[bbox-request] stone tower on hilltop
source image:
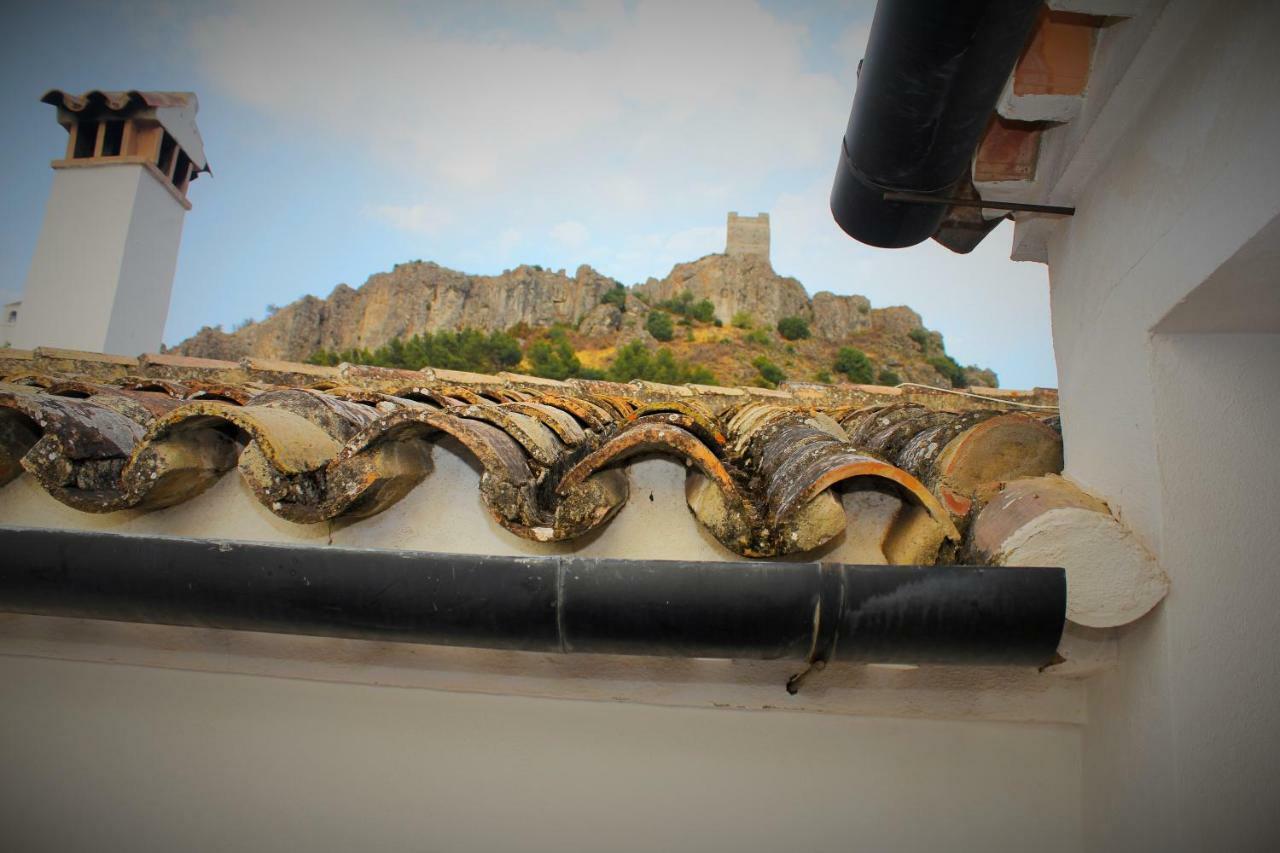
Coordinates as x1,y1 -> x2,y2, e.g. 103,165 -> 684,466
725,211 -> 769,261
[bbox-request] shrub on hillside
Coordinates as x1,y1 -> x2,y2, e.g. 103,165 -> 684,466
877,368 -> 901,386
776,316 -> 811,341
646,310 -> 675,341
927,354 -> 967,388
753,356 -> 786,388
657,290 -> 717,324
608,341 -> 716,385
731,311 -> 754,329
306,328 -> 522,374
527,338 -> 580,380
834,346 -> 874,384
600,284 -> 627,310
690,299 -> 716,323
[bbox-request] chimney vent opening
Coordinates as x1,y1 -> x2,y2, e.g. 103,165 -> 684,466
101,121 -> 124,157
157,131 -> 177,176
73,121 -> 99,158
173,150 -> 191,191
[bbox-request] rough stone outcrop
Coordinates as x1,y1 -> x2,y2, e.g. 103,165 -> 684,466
632,254 -> 811,329
812,292 -> 872,339
578,303 -> 622,337
870,305 -> 926,336
964,367 -> 1000,388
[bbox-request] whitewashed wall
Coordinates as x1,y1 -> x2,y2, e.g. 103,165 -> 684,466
1045,1 -> 1280,848
0,655 -> 1082,853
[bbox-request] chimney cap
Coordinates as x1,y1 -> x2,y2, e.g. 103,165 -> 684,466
41,89 -> 209,174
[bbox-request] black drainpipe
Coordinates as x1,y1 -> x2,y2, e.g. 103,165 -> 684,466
0,527 -> 1064,682
830,0 -> 1042,248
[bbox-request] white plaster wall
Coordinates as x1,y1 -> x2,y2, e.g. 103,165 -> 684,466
0,655 -> 1082,853
1143,334 -> 1280,845
1047,0 -> 1280,541
13,164 -> 184,355
105,165 -> 185,355
1076,335 -> 1280,851
1042,1 -> 1280,848
14,167 -> 136,352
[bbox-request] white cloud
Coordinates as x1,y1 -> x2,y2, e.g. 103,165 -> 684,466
550,220 -> 590,249
190,0 -> 849,202
367,203 -> 454,236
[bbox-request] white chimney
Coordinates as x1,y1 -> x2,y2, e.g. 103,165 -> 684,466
13,89 -> 209,355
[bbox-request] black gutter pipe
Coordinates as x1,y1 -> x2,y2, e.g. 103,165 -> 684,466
0,527 -> 1064,669
831,0 -> 1042,248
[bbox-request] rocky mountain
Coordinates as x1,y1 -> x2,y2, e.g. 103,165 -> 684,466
174,253 -> 998,388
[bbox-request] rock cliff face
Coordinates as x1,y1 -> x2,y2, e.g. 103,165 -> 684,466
812,292 -> 872,339
633,255 -> 810,325
175,253 -> 935,364
177,263 -> 617,361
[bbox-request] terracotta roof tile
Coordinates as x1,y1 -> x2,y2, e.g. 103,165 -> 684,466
33,347 -> 136,367
743,386 -> 793,400
687,383 -> 745,397
140,352 -> 240,372
498,372 -> 570,388
629,379 -> 693,398
240,356 -> 340,379
431,367 -> 500,386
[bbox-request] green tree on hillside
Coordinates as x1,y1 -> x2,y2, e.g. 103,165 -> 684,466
753,356 -> 786,388
928,354 -> 967,388
834,346 -> 874,383
306,328 -> 521,373
646,310 -> 675,341
607,341 -> 716,385
600,284 -> 627,310
776,316 -> 811,341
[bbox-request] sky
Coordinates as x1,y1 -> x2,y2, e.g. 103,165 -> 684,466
0,0 -> 1057,388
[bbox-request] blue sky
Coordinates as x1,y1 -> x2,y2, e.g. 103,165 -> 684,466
0,0 -> 1057,388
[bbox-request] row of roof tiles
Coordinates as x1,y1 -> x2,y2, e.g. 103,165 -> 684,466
0,347 -> 1058,412
0,349 -> 1063,563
